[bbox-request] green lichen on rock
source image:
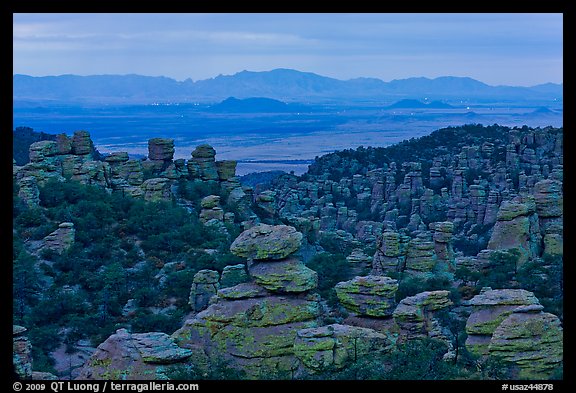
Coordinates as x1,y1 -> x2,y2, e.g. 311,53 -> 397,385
230,224 -> 303,260
249,258 -> 318,293
335,275 -> 398,317
489,311 -> 563,379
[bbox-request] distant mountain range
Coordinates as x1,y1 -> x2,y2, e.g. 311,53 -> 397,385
13,68 -> 563,105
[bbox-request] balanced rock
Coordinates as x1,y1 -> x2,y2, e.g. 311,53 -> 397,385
77,329 -> 192,380
230,224 -> 303,260
335,275 -> 398,317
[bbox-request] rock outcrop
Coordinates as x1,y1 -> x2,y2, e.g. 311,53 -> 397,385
189,270 -> 220,313
13,326 -> 33,379
41,222 -> 75,254
335,275 -> 398,317
172,224 -> 320,378
293,324 -> 393,373
77,329 -> 193,380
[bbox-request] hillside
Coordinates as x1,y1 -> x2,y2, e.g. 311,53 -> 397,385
12,124 -> 563,380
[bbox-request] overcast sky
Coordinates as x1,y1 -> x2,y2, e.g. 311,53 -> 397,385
13,13 -> 563,86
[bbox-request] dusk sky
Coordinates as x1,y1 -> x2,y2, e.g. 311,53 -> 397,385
13,13 -> 563,87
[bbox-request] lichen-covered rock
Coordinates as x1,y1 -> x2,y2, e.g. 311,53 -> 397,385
487,200 -> 540,265
464,288 -> 541,356
249,258 -> 317,293
55,133 -> 72,154
488,311 -> 563,379
220,264 -> 250,288
200,195 -> 220,209
13,325 -> 33,380
148,138 -> 175,161
533,179 -> 563,218
230,224 -> 303,260
543,233 -> 563,257
41,222 -> 75,254
77,329 -> 192,380
217,282 -> 269,300
404,235 -> 436,274
294,324 -> 393,372
172,294 -> 320,378
335,275 -> 398,317
141,178 -> 171,202
189,270 -> 220,312
393,291 -> 453,339
29,140 -> 58,162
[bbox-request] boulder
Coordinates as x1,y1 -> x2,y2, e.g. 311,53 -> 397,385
77,329 -> 192,380
230,224 -> 303,260
335,275 -> 398,317
249,258 -> 317,293
29,140 -> 58,163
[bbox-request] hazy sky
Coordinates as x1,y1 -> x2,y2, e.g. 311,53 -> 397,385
13,13 -> 563,86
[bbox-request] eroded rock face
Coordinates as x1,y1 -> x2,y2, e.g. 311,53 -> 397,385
294,324 -> 393,372
487,199 -> 541,265
230,224 -> 303,261
77,329 -> 192,380
533,179 -> 563,218
335,275 -> 398,317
